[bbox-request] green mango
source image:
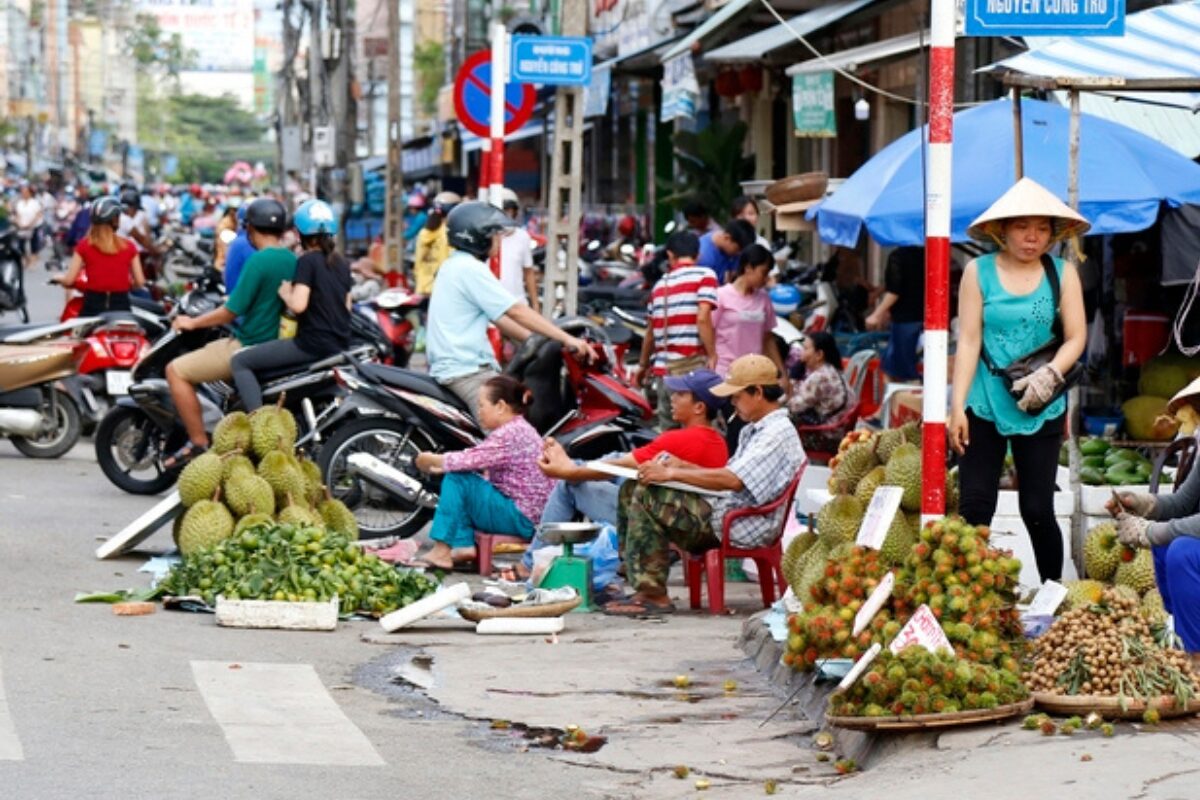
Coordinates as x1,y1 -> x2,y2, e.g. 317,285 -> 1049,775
1080,466 -> 1107,485
1105,448 -> 1141,466
1105,463 -> 1142,485
1079,438 -> 1111,456
1082,455 -> 1108,470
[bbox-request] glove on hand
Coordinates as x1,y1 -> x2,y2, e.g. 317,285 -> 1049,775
1011,364 -> 1065,413
1106,491 -> 1156,519
1114,513 -> 1171,549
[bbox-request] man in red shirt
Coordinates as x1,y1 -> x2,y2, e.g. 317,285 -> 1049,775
509,369 -> 728,579
636,231 -> 719,430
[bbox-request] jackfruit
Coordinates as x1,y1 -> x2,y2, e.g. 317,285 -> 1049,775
224,472 -> 276,517
854,466 -> 887,506
817,494 -> 864,546
1082,523 -> 1122,581
178,451 -> 224,507
1122,396 -> 1178,441
249,405 -> 298,459
319,493 -> 359,538
257,450 -> 307,507
1114,548 -> 1156,595
177,499 -> 235,557
830,442 -> 877,493
882,442 -> 923,512
211,411 -> 252,455
1138,360 -> 1191,400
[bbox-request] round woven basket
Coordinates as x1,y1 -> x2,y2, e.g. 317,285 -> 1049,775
457,597 -> 582,621
826,698 -> 1034,732
764,172 -> 828,206
1032,692 -> 1200,720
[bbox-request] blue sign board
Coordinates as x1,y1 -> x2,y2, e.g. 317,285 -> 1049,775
511,35 -> 593,86
965,0 -> 1125,36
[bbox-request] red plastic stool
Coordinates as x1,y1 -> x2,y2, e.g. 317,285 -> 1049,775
475,531 -> 529,576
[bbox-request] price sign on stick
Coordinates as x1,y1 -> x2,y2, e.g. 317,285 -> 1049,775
856,487 -> 904,549
1027,580 -> 1068,617
889,605 -> 953,655
852,572 -> 895,637
837,643 -> 883,691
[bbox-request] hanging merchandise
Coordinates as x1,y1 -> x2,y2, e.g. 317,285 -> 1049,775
739,65 -> 763,94
661,53 -> 699,122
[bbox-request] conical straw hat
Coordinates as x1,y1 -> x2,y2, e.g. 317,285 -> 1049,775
1168,376 -> 1200,414
967,177 -> 1091,244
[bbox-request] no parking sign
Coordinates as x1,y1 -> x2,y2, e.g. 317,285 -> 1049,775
453,50 -> 537,139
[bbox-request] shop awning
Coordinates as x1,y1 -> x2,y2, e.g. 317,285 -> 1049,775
981,1 -> 1200,112
1062,92 -> 1200,160
786,29 -> 925,76
660,0 -> 757,63
705,0 -> 876,64
595,34 -> 686,73
462,122 -> 545,153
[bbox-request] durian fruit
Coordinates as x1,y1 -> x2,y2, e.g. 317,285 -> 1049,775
224,472 -> 276,518
298,457 -> 325,506
882,442 -> 923,513
171,512 -> 184,549
829,442 -> 878,493
874,428 -> 907,465
178,451 -> 224,507
249,404 -> 298,459
318,490 -> 359,538
1082,523 -> 1122,581
1110,584 -> 1141,604
258,450 -> 307,507
816,493 -> 865,547
899,420 -> 921,444
1063,579 -> 1106,610
233,512 -> 275,537
1114,548 -> 1157,595
278,498 -> 322,528
211,411 -> 252,455
879,513 -> 916,566
222,453 -> 256,482
177,498 -> 235,557
783,531 -> 818,583
793,542 -> 831,601
945,468 -> 960,514
854,466 -> 887,506
1141,588 -> 1168,625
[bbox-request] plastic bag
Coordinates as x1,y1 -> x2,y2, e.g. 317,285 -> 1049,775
528,524 -> 621,593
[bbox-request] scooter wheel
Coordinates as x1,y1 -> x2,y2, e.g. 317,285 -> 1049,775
94,406 -> 179,494
11,389 -> 81,459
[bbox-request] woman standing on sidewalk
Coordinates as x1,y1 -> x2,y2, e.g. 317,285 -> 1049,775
949,178 -> 1089,583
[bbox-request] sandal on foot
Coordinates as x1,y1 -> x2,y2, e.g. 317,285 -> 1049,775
602,598 -> 676,617
162,442 -> 207,471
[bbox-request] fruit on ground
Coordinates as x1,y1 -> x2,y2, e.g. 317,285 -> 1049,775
258,450 -> 307,506
1114,548 -> 1157,595
1063,579 -> 1106,610
278,500 -> 322,528
1141,588 -> 1167,625
249,405 -> 298,458
816,494 -> 864,546
298,458 -> 325,506
883,442 -> 923,512
221,453 -> 256,482
1083,523 -> 1122,581
782,532 -> 817,588
177,499 -> 235,557
233,512 -> 274,537
211,411 -> 252,455
318,494 -> 359,538
178,451 -> 224,507
224,472 -> 276,517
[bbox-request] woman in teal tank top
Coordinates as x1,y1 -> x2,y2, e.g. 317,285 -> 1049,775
949,179 -> 1089,583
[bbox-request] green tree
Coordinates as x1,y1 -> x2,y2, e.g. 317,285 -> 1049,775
153,94 -> 272,183
413,41 -> 445,117
657,121 -> 754,220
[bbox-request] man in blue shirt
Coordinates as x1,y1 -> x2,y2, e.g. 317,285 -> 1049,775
428,202 -> 591,420
222,205 -> 256,294
697,219 -> 756,284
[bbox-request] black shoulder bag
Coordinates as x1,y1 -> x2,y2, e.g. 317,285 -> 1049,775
979,254 -> 1084,414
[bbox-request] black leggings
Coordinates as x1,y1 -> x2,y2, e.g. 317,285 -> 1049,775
958,410 -> 1065,582
230,338 -> 314,411
80,291 -> 131,316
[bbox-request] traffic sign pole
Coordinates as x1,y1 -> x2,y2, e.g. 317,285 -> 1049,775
488,23 -> 507,277
921,0 -> 954,523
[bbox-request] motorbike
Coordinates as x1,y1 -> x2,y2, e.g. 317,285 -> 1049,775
315,317 -> 655,539
93,279 -> 391,495
161,229 -> 214,284
353,287 -> 426,368
0,220 -> 28,322
0,337 -> 89,458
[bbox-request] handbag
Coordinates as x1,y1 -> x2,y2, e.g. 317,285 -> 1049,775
979,254 -> 1083,414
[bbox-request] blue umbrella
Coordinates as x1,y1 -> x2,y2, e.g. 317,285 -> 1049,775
809,97 -> 1200,247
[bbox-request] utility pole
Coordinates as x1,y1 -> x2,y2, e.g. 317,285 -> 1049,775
309,0 -> 325,197
384,0 -> 405,274
329,0 -> 355,251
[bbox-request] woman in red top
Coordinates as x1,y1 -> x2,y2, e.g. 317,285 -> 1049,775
53,197 -> 145,315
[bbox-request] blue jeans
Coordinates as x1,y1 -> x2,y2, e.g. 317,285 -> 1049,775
882,320 -> 923,381
523,459 -> 624,569
1153,537 -> 1200,652
429,472 -> 534,550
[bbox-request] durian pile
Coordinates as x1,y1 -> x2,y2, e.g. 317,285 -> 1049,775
1025,587 -> 1198,706
828,645 -> 1028,718
173,404 -> 358,557
1063,522 -> 1166,624
159,522 -> 437,616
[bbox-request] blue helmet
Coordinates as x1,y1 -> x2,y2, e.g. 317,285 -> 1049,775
769,284 -> 801,315
293,199 -> 338,236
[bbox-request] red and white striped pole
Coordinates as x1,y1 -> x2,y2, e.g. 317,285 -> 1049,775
921,0 -> 955,522
487,23 -> 508,278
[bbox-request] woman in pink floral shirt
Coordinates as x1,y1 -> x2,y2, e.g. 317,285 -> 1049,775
409,375 -> 553,570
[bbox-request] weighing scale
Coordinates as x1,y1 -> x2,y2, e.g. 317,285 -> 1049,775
535,522 -> 602,612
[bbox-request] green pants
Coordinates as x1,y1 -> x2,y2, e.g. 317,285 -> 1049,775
618,481 -> 718,595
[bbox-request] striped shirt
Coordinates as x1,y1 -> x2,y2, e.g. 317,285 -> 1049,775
648,261 -> 718,376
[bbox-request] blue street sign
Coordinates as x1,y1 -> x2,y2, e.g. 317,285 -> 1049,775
964,0 -> 1125,36
511,35 -> 593,86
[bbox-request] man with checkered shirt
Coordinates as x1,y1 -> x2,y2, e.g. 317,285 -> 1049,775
605,355 -> 806,616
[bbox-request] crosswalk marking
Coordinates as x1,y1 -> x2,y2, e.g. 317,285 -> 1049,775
191,661 -> 384,766
0,659 -> 24,761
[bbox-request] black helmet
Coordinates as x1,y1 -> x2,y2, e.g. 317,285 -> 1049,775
446,201 -> 516,259
119,188 -> 140,209
244,198 -> 288,234
91,197 -> 122,225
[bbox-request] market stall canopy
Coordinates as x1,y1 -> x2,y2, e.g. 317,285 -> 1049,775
785,29 -> 928,75
660,0 -> 757,62
704,0 -> 876,63
807,97 -> 1200,247
981,1 -> 1200,112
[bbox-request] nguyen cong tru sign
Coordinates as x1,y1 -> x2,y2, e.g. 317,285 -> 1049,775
964,0 -> 1125,36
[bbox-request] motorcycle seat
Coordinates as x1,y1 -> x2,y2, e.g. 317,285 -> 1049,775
358,362 -> 472,414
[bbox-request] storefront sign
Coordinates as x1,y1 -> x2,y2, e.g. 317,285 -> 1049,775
792,72 -> 836,138
585,66 -> 612,118
964,0 -> 1126,36
661,53 -> 698,122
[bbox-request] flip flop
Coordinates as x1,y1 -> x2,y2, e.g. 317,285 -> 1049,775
602,599 -> 676,617
401,556 -> 479,574
162,442 -> 207,471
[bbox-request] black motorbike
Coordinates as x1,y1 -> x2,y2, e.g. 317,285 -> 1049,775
93,277 -> 391,495
0,220 -> 28,322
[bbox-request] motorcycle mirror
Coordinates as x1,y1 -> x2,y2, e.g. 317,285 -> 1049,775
218,229 -> 237,245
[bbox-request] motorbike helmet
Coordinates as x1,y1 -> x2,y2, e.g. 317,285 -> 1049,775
119,188 -> 141,210
406,193 -> 426,209
769,284 -> 801,316
617,214 -> 637,238
91,197 -> 122,225
293,199 -> 339,236
243,197 -> 288,234
446,201 -> 517,260
432,191 -> 462,216
499,188 -> 520,212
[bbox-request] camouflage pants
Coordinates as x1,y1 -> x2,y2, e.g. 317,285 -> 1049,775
618,481 -> 718,594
